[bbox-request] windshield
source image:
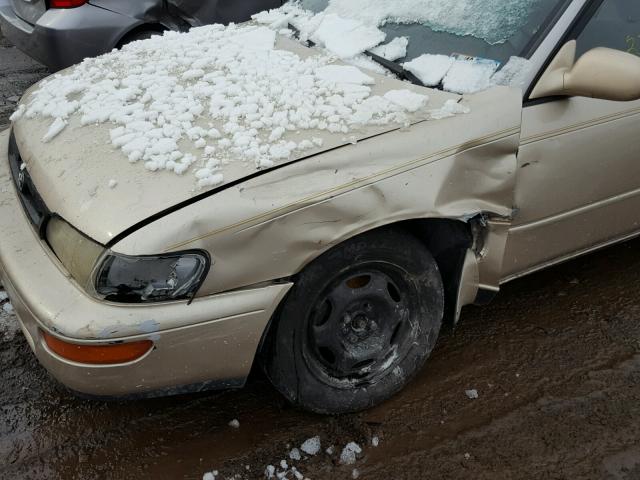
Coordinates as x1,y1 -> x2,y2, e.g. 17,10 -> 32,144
293,0 -> 569,65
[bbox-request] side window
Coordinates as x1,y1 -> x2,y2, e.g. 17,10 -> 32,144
576,0 -> 640,57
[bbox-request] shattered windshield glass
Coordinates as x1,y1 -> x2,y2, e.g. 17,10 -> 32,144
294,0 -> 569,65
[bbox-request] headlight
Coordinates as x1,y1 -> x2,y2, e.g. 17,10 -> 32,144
94,251 -> 210,303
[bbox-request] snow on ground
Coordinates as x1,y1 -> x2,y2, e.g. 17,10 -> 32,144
339,442 -> 363,465
300,436 -> 321,456
12,21 -> 442,189
203,435 -> 377,479
466,389 -> 479,399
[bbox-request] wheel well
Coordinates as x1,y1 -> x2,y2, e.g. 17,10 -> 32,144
256,217 -> 476,372
395,219 -> 475,324
116,24 -> 167,49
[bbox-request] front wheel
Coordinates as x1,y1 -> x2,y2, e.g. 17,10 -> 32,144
263,228 -> 445,414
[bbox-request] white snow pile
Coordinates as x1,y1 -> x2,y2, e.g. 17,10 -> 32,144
228,419 -> 240,429
13,22 -> 438,189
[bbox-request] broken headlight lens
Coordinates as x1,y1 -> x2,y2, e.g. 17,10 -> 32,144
94,251 -> 209,303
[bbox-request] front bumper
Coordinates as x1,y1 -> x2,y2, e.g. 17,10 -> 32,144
0,0 -> 140,71
0,128 -> 292,397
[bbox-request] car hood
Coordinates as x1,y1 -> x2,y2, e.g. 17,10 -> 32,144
12,37 -> 466,246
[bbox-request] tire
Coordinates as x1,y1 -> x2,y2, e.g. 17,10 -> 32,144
263,228 -> 445,414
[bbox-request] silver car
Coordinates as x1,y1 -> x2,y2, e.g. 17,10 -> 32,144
0,0 -> 283,71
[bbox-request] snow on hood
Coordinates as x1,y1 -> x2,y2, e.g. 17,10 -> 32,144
10,22 -> 445,191
11,20 -> 472,244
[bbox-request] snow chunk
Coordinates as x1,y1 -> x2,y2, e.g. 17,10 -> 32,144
2,302 -> 14,315
42,117 -> 67,143
228,419 -> 240,428
183,69 -> 205,80
300,436 -> 321,456
9,104 -> 25,122
311,14 -> 386,59
443,59 -> 499,94
108,179 -> 118,189
370,37 -> 409,61
430,99 -> 471,120
289,448 -> 302,461
340,442 -> 362,465
202,471 -> 217,480
465,389 -> 479,399
0,291 -> 7,302
345,55 -> 389,75
352,469 -> 361,479
491,56 -> 533,89
230,26 -> 277,50
384,90 -> 429,113
372,436 -> 380,447
315,65 -> 375,85
403,54 -> 455,87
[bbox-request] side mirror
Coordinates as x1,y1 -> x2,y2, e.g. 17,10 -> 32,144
530,40 -> 640,101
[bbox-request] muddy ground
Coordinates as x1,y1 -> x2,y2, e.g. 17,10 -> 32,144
0,32 -> 47,128
3,30 -> 640,480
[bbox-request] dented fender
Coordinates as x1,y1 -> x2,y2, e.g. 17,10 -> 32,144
114,87 -> 522,318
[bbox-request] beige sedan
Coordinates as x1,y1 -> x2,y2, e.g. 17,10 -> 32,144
1,0 -> 640,413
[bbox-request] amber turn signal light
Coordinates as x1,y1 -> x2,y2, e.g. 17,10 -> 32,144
43,332 -> 153,365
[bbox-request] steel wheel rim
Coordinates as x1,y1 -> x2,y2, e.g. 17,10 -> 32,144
303,261 -> 420,388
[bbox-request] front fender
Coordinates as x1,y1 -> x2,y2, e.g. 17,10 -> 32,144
113,87 -> 522,301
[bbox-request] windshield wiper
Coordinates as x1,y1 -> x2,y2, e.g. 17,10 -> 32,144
362,51 -> 424,87
288,23 -> 425,87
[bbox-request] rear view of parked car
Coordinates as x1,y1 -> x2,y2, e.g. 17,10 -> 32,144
0,0 -> 283,71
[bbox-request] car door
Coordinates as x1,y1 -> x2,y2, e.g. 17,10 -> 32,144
501,0 -> 640,280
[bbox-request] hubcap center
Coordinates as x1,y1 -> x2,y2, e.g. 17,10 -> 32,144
352,314 -> 369,332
